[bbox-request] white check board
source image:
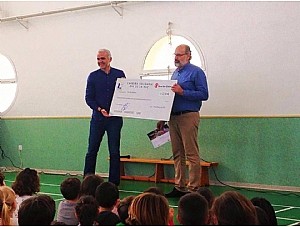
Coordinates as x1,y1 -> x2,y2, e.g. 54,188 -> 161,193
110,79 -> 176,121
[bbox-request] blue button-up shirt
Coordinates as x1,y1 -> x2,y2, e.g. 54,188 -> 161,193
85,67 -> 126,119
171,63 -> 209,112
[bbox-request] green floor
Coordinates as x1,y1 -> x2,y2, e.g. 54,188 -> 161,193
4,171 -> 300,226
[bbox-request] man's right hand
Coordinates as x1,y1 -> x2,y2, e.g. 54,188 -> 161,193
101,109 -> 110,117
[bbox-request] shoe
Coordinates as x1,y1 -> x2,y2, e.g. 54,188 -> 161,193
165,187 -> 189,198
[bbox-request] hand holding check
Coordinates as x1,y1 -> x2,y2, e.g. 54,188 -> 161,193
171,83 -> 183,95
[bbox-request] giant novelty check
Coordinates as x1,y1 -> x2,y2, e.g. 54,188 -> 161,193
110,79 -> 176,121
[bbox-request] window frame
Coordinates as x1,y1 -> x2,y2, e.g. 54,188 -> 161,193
0,53 -> 18,115
140,34 -> 206,80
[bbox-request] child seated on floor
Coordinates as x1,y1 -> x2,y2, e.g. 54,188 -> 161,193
117,195 -> 135,225
177,192 -> 209,226
211,191 -> 258,225
18,194 -> 56,226
197,187 -> 215,225
95,182 -> 120,225
11,168 -> 40,225
251,196 -> 278,225
126,192 -> 170,225
143,186 -> 174,225
75,195 -> 99,226
0,186 -> 17,226
56,177 -> 81,225
79,174 -> 104,197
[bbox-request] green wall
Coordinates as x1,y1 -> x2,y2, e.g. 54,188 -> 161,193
0,117 -> 299,188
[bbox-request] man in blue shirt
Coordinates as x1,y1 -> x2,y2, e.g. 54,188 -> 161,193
84,49 -> 125,186
158,44 -> 209,197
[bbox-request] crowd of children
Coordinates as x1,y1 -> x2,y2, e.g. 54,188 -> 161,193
0,169 -> 278,225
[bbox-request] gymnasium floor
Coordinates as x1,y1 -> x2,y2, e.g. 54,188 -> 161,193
4,171 -> 300,226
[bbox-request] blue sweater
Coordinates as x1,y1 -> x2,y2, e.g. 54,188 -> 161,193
171,63 -> 209,112
85,67 -> 126,119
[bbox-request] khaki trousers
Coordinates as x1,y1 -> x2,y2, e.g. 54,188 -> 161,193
169,112 -> 201,191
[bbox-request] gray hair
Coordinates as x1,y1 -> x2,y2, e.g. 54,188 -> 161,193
98,49 -> 111,58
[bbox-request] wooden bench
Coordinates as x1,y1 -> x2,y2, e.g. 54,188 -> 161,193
119,158 -> 218,186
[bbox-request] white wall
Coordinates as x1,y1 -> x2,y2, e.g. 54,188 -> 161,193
1,1 -> 300,117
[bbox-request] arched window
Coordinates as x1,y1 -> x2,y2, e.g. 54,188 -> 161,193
141,35 -> 206,80
0,53 -> 17,115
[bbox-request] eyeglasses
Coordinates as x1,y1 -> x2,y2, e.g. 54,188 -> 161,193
97,57 -> 107,60
174,53 -> 187,57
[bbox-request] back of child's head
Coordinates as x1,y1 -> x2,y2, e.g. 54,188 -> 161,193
60,177 -> 81,200
80,174 -> 104,197
96,210 -> 120,226
212,191 -> 258,225
75,195 -> 98,226
117,195 -> 135,224
255,205 -> 270,225
11,168 -> 40,196
127,192 -> 169,225
18,194 -> 55,226
143,186 -> 164,196
0,171 -> 5,186
178,192 -> 209,225
197,187 -> 215,208
251,197 -> 277,225
95,182 -> 119,209
0,186 -> 16,225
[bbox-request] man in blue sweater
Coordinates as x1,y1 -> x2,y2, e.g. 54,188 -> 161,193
158,44 -> 209,197
84,49 -> 125,186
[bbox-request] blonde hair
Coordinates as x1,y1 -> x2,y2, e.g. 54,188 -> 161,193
0,186 -> 16,225
127,192 -> 169,225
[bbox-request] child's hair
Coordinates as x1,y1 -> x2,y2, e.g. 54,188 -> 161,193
18,194 -> 55,226
117,195 -> 135,224
197,187 -> 215,208
212,191 -> 258,225
11,168 -> 40,196
0,186 -> 16,225
0,172 -> 5,186
178,192 -> 209,225
143,186 -> 164,196
60,177 -> 81,200
80,174 -> 104,197
75,195 -> 98,226
95,182 -> 119,209
127,192 -> 169,225
251,197 -> 277,225
255,205 -> 270,225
